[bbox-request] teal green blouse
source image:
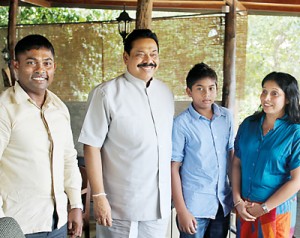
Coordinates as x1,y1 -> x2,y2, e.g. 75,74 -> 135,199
235,114 -> 300,202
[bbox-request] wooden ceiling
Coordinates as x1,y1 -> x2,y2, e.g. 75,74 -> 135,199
1,0 -> 300,15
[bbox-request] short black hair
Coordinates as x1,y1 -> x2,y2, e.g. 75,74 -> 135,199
15,34 -> 55,60
124,29 -> 159,55
186,62 -> 217,89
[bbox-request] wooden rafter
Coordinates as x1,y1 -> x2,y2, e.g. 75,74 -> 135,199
241,0 -> 300,4
47,0 -> 226,11
226,0 -> 247,11
0,0 -> 299,14
240,1 -> 300,13
20,0 -> 51,7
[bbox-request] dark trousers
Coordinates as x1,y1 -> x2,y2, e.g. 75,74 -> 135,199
25,210 -> 67,238
178,204 -> 230,238
25,224 -> 67,238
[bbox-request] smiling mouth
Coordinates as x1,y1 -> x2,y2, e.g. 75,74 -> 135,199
263,103 -> 272,107
32,77 -> 47,81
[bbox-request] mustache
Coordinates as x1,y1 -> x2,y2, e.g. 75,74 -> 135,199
32,72 -> 47,78
137,63 -> 157,68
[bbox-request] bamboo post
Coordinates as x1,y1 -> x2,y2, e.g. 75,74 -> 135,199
8,0 -> 18,86
136,0 -> 153,29
222,0 -> 236,111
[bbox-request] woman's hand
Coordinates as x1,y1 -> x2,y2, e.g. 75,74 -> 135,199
235,200 -> 256,221
246,202 -> 265,218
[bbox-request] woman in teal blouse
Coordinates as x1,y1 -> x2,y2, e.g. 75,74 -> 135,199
232,71 -> 300,238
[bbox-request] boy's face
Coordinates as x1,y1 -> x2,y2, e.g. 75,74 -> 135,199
186,77 -> 217,112
13,47 -> 56,97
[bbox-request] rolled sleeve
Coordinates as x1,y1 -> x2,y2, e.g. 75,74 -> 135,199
171,119 -> 185,163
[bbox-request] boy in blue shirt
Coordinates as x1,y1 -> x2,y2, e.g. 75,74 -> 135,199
171,62 -> 234,238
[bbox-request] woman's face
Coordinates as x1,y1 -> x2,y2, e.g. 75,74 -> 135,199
260,80 -> 288,118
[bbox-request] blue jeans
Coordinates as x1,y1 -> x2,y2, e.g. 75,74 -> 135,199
25,211 -> 67,238
25,224 -> 67,238
177,204 -> 230,238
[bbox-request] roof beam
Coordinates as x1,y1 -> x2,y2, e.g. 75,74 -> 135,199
154,1 -> 225,10
240,1 -> 300,13
241,0 -> 300,4
47,0 -> 226,11
226,0 -> 247,14
0,0 -> 299,14
21,0 -> 51,7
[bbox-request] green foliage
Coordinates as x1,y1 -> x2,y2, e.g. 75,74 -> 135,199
0,6 -> 120,25
239,15 -> 300,123
0,7 -> 9,26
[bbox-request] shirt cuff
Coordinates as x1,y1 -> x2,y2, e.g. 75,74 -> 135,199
70,203 -> 83,210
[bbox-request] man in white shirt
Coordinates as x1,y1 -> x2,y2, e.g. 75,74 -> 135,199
79,29 -> 174,238
0,35 -> 82,238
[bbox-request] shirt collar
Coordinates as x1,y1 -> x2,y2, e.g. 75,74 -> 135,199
124,71 -> 152,89
260,113 -> 288,130
14,81 -> 31,103
188,102 -> 223,120
14,81 -> 55,108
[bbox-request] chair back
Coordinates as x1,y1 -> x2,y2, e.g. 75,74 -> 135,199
79,166 -> 91,238
0,217 -> 25,238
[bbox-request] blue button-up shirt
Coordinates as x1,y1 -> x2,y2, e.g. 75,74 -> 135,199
235,114 -> 300,202
172,103 -> 234,218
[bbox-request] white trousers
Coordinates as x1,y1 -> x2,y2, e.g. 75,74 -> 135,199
96,217 -> 170,238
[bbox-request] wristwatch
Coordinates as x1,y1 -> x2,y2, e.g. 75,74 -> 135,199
261,203 -> 269,214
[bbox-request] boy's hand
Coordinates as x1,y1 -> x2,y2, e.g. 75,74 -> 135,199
177,210 -> 197,235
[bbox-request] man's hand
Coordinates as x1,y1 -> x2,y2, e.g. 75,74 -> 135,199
93,195 -> 112,227
68,208 -> 83,238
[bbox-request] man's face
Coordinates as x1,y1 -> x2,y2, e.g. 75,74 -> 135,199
13,47 -> 56,97
123,38 -> 159,82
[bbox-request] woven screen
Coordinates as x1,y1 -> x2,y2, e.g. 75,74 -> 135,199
0,15 -> 247,101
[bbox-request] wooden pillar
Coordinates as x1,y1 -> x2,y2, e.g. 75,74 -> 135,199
136,0 -> 153,29
8,0 -> 18,86
222,1 -> 236,111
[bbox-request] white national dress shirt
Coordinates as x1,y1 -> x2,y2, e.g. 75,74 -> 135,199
79,71 -> 174,221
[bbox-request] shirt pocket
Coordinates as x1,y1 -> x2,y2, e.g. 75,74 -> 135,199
111,115 -> 144,147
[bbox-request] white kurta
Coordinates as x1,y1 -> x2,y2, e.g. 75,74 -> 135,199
79,71 -> 174,221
